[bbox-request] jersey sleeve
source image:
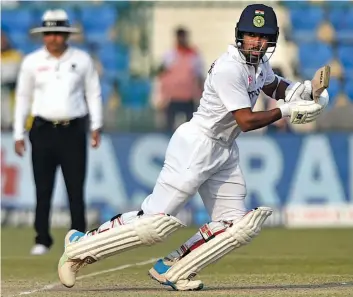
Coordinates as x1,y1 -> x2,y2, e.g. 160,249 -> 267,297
212,65 -> 251,112
13,55 -> 34,140
84,54 -> 103,131
264,61 -> 276,86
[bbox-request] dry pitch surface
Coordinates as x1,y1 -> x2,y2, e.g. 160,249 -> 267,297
2,227 -> 353,297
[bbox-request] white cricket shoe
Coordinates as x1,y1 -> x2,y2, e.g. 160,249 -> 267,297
30,244 -> 49,255
149,259 -> 204,291
58,230 -> 91,288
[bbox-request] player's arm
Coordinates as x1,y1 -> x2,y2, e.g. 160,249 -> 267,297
261,65 -> 312,102
262,76 -> 291,100
232,108 -> 282,132
232,86 -> 323,131
213,66 -> 283,132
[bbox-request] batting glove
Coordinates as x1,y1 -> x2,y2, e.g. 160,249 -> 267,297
285,82 -> 313,103
279,100 -> 324,124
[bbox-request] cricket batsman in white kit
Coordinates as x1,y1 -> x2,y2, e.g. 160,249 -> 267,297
58,4 -> 329,291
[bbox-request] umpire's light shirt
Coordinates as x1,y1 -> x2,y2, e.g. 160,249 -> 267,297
14,46 -> 102,140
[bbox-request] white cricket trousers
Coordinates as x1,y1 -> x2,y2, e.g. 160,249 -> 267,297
141,121 -> 247,222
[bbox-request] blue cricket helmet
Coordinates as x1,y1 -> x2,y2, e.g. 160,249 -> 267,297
235,4 -> 279,43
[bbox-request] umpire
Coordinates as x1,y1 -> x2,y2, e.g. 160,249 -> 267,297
13,9 -> 103,255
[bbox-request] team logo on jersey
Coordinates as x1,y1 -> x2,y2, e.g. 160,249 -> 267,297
248,87 -> 262,100
248,75 -> 253,84
253,15 -> 265,27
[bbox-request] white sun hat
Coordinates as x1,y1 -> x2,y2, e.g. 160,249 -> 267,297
30,9 -> 80,34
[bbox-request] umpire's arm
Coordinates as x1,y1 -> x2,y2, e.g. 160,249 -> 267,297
13,56 -> 34,156
84,56 -> 103,147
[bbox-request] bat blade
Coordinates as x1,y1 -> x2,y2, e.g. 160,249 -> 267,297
311,65 -> 331,103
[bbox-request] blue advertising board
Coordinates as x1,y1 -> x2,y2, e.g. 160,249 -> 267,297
1,132 -> 352,226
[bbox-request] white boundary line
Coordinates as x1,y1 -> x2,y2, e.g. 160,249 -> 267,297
17,258 -> 157,296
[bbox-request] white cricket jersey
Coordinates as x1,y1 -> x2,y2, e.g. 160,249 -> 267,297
13,46 -> 103,140
191,45 -> 275,144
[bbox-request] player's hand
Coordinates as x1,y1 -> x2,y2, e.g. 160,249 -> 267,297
279,100 -> 324,124
284,81 -> 313,103
91,130 -> 101,148
14,140 -> 26,157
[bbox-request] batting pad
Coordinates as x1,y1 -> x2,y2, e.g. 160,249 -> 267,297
65,214 -> 185,261
164,207 -> 272,282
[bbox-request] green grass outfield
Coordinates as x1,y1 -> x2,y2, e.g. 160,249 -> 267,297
2,227 -> 353,297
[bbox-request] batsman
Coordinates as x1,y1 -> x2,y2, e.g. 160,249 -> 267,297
58,3 -> 329,291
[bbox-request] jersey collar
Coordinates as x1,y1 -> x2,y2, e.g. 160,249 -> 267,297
43,45 -> 73,61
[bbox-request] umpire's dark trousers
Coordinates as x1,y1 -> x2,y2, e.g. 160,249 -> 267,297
29,116 -> 87,248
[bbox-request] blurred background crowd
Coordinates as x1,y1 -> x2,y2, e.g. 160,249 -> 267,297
1,0 -> 353,134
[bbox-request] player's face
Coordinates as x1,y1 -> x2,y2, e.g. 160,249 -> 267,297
43,32 -> 69,53
241,32 -> 270,64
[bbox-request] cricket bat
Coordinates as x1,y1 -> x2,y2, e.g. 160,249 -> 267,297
311,65 -> 331,103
